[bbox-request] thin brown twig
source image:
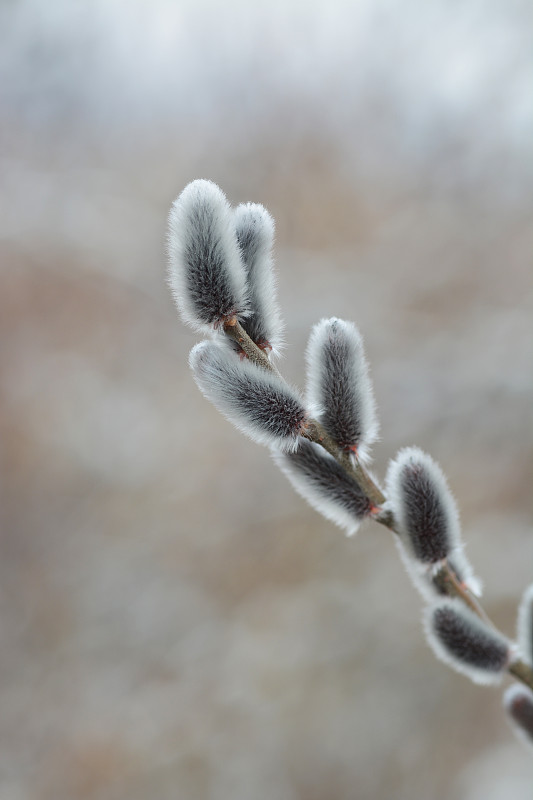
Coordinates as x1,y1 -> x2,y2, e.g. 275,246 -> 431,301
223,317 -> 282,377
432,563 -> 489,620
509,659 -> 533,691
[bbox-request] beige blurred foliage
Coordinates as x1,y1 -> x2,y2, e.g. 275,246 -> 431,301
1,1 -> 532,798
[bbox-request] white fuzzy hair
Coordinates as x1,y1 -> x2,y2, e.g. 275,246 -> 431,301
273,439 -> 374,537
385,447 -> 461,564
305,318 -> 378,462
517,583 -> 533,666
167,179 -> 249,331
423,599 -> 510,686
233,202 -> 284,356
189,340 -> 305,452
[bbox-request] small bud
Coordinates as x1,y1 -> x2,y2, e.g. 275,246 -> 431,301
503,684 -> 533,747
517,583 -> 533,666
305,318 -> 378,460
233,203 -> 284,356
189,340 -> 306,452
273,438 -> 373,536
424,600 -> 509,685
168,179 -> 248,331
386,448 -> 460,564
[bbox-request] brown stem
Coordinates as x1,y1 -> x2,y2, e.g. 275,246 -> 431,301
221,317 -> 533,692
431,563 -> 490,620
509,659 -> 533,692
222,317 -> 274,371
350,452 -> 387,508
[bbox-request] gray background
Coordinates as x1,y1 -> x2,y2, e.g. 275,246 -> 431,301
1,1 -> 532,797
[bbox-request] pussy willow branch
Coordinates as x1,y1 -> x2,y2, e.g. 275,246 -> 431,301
223,317 -> 533,692
224,319 -> 385,507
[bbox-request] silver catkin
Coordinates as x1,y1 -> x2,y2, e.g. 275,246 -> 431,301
306,318 -> 378,461
168,179 -> 249,331
424,600 -> 509,685
190,340 -> 306,452
386,447 -> 460,565
233,202 -> 284,356
273,438 -> 374,536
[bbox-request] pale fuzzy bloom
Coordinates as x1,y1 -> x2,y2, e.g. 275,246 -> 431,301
189,340 -> 306,452
517,583 -> 533,666
305,318 -> 378,461
503,684 -> 533,748
393,535 -> 482,602
424,600 -> 510,685
233,203 -> 284,356
273,438 -> 374,536
386,447 -> 460,564
168,179 -> 249,331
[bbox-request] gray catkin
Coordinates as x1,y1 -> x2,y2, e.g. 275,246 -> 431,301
306,318 -> 378,461
168,180 -> 249,331
190,340 -> 306,452
233,202 -> 284,355
386,447 -> 460,564
274,438 -> 373,536
425,600 -> 509,685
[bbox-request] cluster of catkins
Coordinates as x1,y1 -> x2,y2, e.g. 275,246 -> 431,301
167,179 -> 533,748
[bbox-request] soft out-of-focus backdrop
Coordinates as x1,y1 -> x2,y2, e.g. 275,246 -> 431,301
1,1 -> 532,798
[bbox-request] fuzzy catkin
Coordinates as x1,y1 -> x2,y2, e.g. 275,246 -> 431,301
274,438 -> 374,536
425,600 -> 509,685
168,179 -> 249,331
386,448 -> 460,564
190,340 -> 306,452
233,203 -> 284,355
306,318 -> 378,460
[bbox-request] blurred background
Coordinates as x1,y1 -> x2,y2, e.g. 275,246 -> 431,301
1,0 -> 532,797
